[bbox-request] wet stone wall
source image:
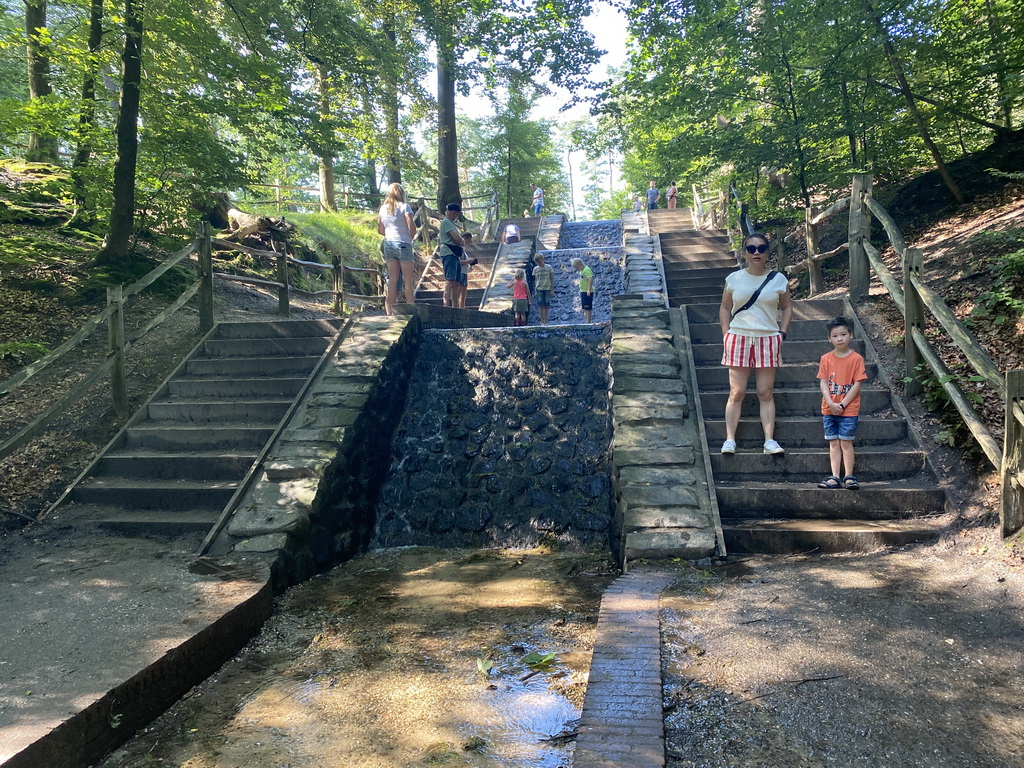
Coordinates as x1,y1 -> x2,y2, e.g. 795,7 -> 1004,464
372,326 -> 614,550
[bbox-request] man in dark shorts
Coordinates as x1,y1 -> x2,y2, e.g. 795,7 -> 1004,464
440,203 -> 466,308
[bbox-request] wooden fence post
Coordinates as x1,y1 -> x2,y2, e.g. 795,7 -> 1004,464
774,225 -> 788,272
692,185 -> 703,229
274,179 -> 282,213
849,173 -> 873,301
1003,370 -> 1024,537
739,202 -> 750,236
903,247 -> 926,397
805,207 -> 823,295
332,253 -> 344,316
277,251 -> 290,317
107,284 -> 128,419
198,222 -> 214,333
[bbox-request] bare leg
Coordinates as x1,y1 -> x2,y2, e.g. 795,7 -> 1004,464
840,441 -> 856,477
401,261 -> 416,306
385,259 -> 400,315
443,280 -> 455,307
829,439 -> 842,478
725,366 -> 751,442
753,366 -> 778,441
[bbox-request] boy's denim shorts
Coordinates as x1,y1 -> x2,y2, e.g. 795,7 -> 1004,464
823,414 -> 859,441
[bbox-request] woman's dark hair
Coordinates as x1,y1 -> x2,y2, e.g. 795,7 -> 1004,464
742,231 -> 769,248
826,316 -> 852,335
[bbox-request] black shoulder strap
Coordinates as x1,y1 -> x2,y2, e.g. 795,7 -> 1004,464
732,270 -> 779,317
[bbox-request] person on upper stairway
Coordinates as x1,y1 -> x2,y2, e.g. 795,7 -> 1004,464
439,203 -> 466,308
530,184 -> 544,217
816,316 -> 868,490
719,231 -> 792,456
646,180 -> 661,210
666,181 -> 678,209
377,183 -> 417,315
501,223 -> 521,244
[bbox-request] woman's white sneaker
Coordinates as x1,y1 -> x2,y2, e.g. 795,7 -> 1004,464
763,439 -> 785,455
720,439 -> 737,455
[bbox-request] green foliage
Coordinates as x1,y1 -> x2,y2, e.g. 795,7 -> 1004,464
902,363 -> 987,458
0,341 -> 49,365
967,228 -> 1024,323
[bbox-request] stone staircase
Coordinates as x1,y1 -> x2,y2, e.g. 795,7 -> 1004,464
52,319 -> 342,533
653,218 -> 951,553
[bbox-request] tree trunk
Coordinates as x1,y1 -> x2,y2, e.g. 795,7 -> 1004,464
383,25 -> 402,185
364,152 -> 380,209
97,0 -> 143,264
985,0 -> 1013,130
315,64 -> 336,212
864,0 -> 965,204
436,48 -> 461,208
24,0 -> 59,163
840,80 -> 857,167
71,0 -> 104,214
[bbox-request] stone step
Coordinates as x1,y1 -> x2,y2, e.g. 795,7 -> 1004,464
213,319 -> 342,339
700,387 -> 891,416
722,518 -> 947,554
185,355 -> 321,377
710,448 -> 926,482
695,362 -> 880,390
689,319 -> 836,343
703,417 -> 907,446
59,504 -> 221,535
70,477 -> 238,509
147,399 -> 292,424
669,292 -> 723,307
716,481 -> 947,518
96,451 -> 258,480
687,299 -> 847,324
693,338 -> 867,365
202,336 -> 333,359
125,424 -> 276,451
623,528 -> 717,560
166,376 -> 307,399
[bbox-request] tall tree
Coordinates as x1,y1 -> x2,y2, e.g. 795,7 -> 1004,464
24,0 -> 58,162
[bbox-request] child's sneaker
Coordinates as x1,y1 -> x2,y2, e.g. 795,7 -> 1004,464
720,439 -> 737,455
763,439 -> 785,455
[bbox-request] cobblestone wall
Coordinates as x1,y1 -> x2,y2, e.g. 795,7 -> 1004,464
373,326 -> 614,550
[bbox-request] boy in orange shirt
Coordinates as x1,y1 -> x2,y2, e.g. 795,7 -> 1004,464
817,316 -> 868,489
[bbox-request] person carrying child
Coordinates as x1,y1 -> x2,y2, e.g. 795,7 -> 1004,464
507,268 -> 530,327
532,253 -> 554,325
816,316 -> 868,490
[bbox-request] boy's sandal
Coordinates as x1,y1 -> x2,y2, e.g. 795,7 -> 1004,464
818,476 -> 842,489
843,475 -> 860,490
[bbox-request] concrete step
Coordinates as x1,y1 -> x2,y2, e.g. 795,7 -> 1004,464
710,448 -> 926,482
665,273 -> 736,291
96,451 -> 257,480
186,355 -> 321,377
700,387 -> 892,416
669,292 -> 723,307
623,528 -> 718,560
657,231 -> 729,243
70,478 -> 238,509
213,319 -> 342,339
722,518 -> 947,554
695,362 -> 880,390
125,424 -> 276,451
689,320 -> 836,343
202,336 -> 332,358
687,299 -> 846,324
60,504 -> 221,535
693,338 -> 867,365
716,481 -> 947,518
703,417 -> 907,446
166,376 -> 307,399
147,399 -> 292,423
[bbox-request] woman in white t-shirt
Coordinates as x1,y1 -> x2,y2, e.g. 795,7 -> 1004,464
718,232 -> 792,456
377,183 -> 417,315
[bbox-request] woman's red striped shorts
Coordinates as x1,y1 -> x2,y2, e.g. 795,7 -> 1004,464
721,332 -> 781,368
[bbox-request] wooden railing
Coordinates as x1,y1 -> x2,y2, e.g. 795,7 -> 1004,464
781,172 -> 1023,536
0,234 -> 214,463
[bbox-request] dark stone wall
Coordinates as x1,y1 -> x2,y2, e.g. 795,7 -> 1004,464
372,325 -> 614,550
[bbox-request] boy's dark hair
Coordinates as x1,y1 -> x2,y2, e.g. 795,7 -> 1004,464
826,316 -> 852,335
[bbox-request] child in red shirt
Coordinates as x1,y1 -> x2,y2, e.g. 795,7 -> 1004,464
816,316 -> 868,489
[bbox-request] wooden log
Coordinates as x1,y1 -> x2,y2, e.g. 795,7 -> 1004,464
123,241 -> 196,299
864,241 -> 905,315
849,174 -> 872,301
785,242 -> 849,275
864,197 -> 907,259
903,248 -> 926,397
1003,370 -> 1024,536
811,195 -> 850,226
907,272 -> 1005,398
911,325 -> 1002,470
212,272 -> 283,289
128,279 -> 202,344
210,237 -> 279,259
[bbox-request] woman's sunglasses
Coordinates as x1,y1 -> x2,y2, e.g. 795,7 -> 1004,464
745,244 -> 769,254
